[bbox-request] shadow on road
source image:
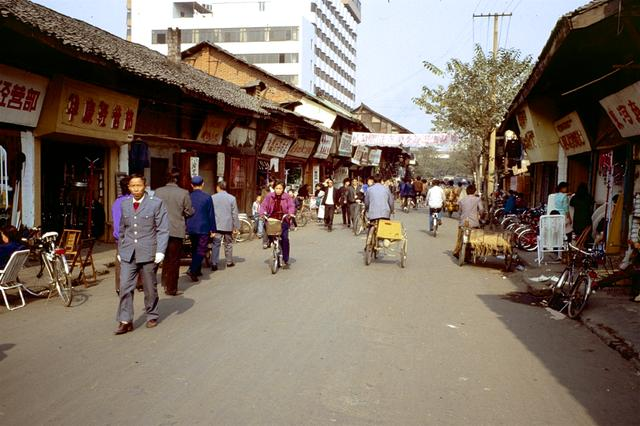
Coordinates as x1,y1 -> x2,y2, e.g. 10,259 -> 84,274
0,343 -> 15,362
477,293 -> 640,424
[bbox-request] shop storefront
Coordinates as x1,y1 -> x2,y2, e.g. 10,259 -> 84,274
257,131 -> 293,192
35,76 -> 138,239
284,138 -> 315,190
0,64 -> 49,228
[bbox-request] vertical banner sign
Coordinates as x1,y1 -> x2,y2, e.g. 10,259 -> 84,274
599,81 -> 640,137
312,164 -> 320,188
0,64 -> 49,127
190,157 -> 199,177
368,149 -> 382,166
217,152 -> 225,177
338,132 -> 352,156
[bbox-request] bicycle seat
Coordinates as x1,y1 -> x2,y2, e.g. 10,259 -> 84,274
42,231 -> 59,240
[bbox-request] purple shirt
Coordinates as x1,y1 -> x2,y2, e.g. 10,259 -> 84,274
111,194 -> 131,240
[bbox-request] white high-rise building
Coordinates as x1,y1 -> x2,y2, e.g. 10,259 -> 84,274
128,0 -> 361,109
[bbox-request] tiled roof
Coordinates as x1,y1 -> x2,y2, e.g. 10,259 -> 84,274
0,0 -> 267,115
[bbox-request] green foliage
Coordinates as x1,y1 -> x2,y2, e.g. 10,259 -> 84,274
413,44 -> 532,175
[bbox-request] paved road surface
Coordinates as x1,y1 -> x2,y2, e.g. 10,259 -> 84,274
1,209 -> 639,425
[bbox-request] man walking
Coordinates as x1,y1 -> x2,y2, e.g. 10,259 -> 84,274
115,174 -> 169,334
186,176 -> 216,282
322,178 -> 337,231
154,168 -> 194,296
211,180 -> 240,269
339,178 -> 356,227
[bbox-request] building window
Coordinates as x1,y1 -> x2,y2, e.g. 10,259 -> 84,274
236,53 -> 299,64
268,27 -> 298,42
246,28 -> 266,42
152,30 -> 167,44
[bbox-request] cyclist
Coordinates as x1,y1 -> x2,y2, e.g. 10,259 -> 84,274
400,178 -> 415,211
365,174 -> 395,223
426,179 -> 446,231
259,181 -> 296,268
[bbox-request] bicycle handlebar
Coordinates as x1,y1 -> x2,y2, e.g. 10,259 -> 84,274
568,243 -> 595,257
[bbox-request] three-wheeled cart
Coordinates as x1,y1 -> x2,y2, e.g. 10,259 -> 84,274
454,223 -> 516,271
364,219 -> 408,268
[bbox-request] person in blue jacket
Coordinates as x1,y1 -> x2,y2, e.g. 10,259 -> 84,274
186,176 -> 216,282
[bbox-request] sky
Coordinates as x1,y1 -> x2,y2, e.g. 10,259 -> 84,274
33,0 -> 589,133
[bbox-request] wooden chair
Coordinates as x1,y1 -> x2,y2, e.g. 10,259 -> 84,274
59,229 -> 82,273
75,238 -> 97,288
0,250 -> 30,310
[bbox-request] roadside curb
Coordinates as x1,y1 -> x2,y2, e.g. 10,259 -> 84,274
580,317 -> 640,372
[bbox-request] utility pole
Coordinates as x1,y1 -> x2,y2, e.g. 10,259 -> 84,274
473,12 -> 511,198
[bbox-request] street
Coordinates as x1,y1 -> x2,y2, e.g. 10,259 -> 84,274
1,209 -> 639,425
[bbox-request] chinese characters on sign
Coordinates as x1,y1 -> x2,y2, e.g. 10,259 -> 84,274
287,139 -> 315,159
337,132 -> 353,157
0,64 -> 48,127
351,145 -> 369,165
368,149 -> 382,166
313,133 -> 333,159
554,111 -> 590,156
600,80 -> 640,137
229,157 -> 245,189
261,133 -> 294,158
55,78 -> 139,142
227,127 -> 256,148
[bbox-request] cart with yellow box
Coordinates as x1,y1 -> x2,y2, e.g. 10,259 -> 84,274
364,219 -> 407,268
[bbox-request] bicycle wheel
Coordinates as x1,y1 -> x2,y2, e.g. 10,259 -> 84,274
53,256 -> 73,307
432,217 -> 438,238
516,228 -> 538,251
297,211 -> 308,227
270,241 -> 280,274
236,219 -> 253,242
458,242 -> 466,266
364,227 -> 375,265
567,275 -> 591,319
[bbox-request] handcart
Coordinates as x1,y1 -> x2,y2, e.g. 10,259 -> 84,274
364,219 -> 407,268
454,221 -> 516,271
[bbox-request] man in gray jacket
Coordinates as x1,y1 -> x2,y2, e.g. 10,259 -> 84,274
115,174 -> 169,334
365,174 -> 395,222
154,168 -> 194,296
211,180 -> 240,269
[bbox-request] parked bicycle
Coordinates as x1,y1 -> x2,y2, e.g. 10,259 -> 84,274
21,229 -> 73,306
546,243 -> 601,318
236,213 -> 255,243
353,202 -> 369,236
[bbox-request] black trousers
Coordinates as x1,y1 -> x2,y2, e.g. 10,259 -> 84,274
161,237 -> 183,295
341,203 -> 351,225
324,204 -> 335,228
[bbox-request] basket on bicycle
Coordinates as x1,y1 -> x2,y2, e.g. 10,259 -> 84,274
265,218 -> 283,236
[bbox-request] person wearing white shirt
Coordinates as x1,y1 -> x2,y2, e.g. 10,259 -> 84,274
322,178 -> 337,231
426,179 -> 447,231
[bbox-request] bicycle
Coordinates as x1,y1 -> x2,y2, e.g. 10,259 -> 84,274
235,213 -> 255,242
265,215 -> 291,274
295,199 -> 312,228
353,202 -> 368,236
21,229 -> 73,306
364,219 -> 379,265
546,243 -> 601,319
429,207 -> 442,237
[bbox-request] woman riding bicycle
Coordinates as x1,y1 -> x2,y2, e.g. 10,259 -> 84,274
259,181 -> 296,267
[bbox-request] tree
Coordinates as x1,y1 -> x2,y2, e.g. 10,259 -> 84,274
413,44 -> 532,183
412,147 -> 469,179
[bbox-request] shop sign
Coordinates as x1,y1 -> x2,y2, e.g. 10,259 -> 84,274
368,149 -> 382,166
0,64 -> 48,127
261,133 -> 293,158
351,145 -> 368,165
337,132 -> 353,157
599,81 -> 640,137
334,166 -> 349,185
227,127 -> 256,148
515,104 -> 558,164
287,139 -> 316,159
197,115 -> 227,145
217,152 -> 225,177
39,77 -> 139,142
312,164 -> 320,188
190,156 -> 199,177
554,111 -> 591,156
313,133 -> 333,159
229,157 -> 245,189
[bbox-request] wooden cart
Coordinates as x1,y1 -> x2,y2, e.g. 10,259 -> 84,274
454,223 -> 516,271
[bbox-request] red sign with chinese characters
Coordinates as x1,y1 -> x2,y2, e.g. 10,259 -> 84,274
600,81 -> 640,138
0,64 -> 48,127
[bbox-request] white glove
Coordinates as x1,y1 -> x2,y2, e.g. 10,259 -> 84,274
116,254 -> 121,262
154,252 -> 165,264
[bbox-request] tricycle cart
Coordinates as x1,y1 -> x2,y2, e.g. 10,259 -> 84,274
454,221 -> 516,271
364,219 -> 407,268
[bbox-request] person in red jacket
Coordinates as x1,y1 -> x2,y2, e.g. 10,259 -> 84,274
259,181 -> 296,268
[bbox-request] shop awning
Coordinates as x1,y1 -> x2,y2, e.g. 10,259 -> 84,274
351,132 -> 459,151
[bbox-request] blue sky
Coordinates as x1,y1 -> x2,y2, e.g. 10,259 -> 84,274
34,0 -> 589,133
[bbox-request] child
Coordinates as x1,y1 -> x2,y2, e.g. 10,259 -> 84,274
252,195 -> 264,237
